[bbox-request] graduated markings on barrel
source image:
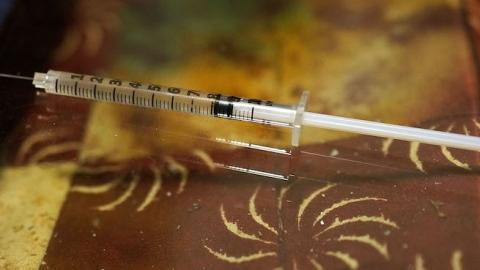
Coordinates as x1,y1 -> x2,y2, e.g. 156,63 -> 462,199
59,72 -> 275,123
58,75 -> 215,114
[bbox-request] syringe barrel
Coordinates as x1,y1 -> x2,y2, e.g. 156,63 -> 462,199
33,70 -> 296,127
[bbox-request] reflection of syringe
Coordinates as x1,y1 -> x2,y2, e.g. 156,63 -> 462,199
2,69 -> 480,151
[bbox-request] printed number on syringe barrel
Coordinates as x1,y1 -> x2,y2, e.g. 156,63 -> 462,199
33,70 -> 297,127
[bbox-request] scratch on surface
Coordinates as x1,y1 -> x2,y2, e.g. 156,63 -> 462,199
298,184 -> 336,230
308,257 -> 324,270
249,186 -> 278,235
325,251 -> 359,270
192,149 -> 216,172
277,185 -> 291,211
415,254 -> 426,270
16,129 -> 69,163
463,125 -> 470,136
409,142 -> 425,172
314,215 -> 399,237
70,177 -> 121,194
165,156 -> 188,194
137,166 -> 162,212
313,197 -> 387,227
204,245 -> 276,263
336,234 -> 389,260
451,250 -> 463,270
28,142 -> 81,164
382,138 -> 394,156
220,204 -> 276,245
96,175 -> 139,211
473,118 -> 480,130
429,200 -> 446,218
292,259 -> 298,270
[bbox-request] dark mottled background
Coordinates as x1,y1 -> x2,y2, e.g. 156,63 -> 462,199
0,0 -> 479,269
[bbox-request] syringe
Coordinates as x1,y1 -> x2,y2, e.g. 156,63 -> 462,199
2,69 -> 480,151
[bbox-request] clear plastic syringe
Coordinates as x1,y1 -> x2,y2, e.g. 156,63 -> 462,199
3,69 -> 480,151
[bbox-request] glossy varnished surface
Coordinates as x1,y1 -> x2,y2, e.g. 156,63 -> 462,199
0,1 -> 480,269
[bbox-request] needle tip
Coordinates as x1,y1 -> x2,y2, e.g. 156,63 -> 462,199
0,73 -> 33,81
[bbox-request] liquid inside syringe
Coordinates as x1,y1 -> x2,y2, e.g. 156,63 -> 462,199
33,70 -> 296,127
4,69 -> 480,151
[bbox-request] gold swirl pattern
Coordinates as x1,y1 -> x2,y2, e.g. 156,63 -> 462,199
205,184 -> 398,269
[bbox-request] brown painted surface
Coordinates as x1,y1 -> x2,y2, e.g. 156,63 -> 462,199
1,0 -> 480,270
39,115 -> 480,270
